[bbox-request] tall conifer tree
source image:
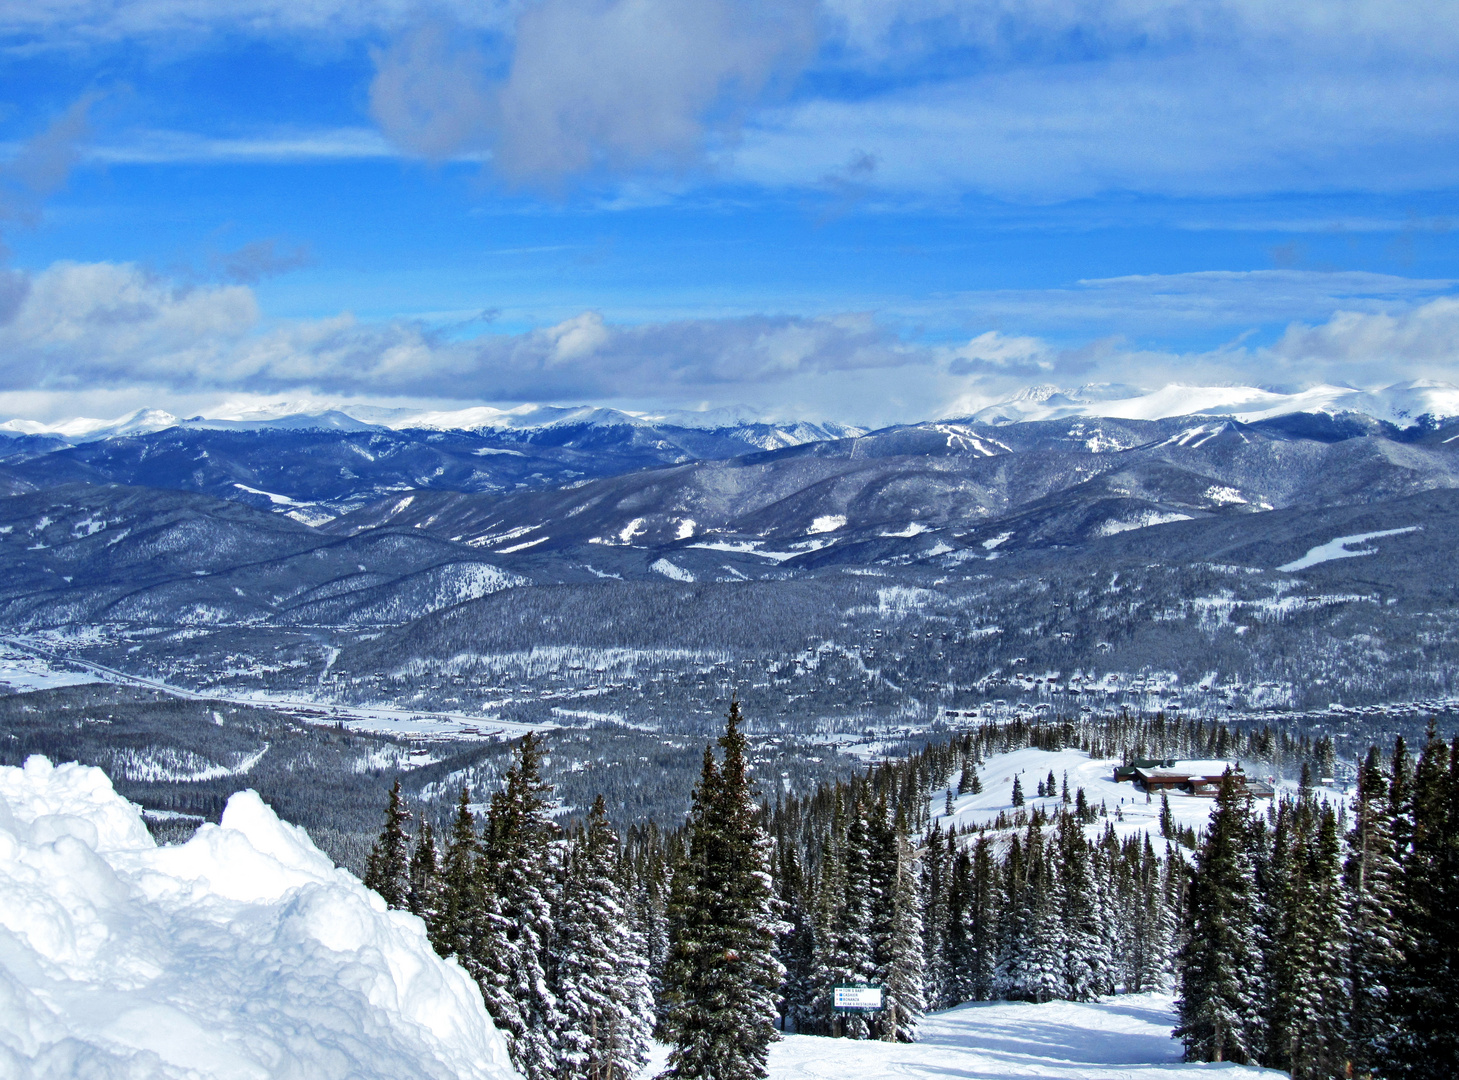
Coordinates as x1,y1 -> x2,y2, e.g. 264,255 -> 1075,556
363,778 -> 411,909
660,701 -> 786,1080
1176,772 -> 1265,1064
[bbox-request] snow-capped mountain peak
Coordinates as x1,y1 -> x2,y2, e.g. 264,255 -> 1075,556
960,380 -> 1459,428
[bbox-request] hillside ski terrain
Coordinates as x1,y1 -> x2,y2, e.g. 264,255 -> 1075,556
648,995 -> 1284,1080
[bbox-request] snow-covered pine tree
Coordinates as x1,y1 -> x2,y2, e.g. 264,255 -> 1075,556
966,834 -> 998,1001
1382,727 -> 1458,1078
1288,801 -> 1348,1080
363,778 -> 410,909
805,829 -> 846,1035
659,700 -> 786,1080
1175,771 -> 1265,1064
957,758 -> 980,795
879,832 -> 925,1043
918,822 -> 952,1010
429,787 -> 486,965
775,843 -> 818,1034
943,837 -> 975,1005
865,799 -> 900,1020
1022,836 -> 1065,1003
837,798 -> 877,1038
482,733 -> 565,1080
555,795 -> 653,1080
1345,746 -> 1404,1078
407,817 -> 439,921
993,830 -> 1029,999
1055,811 -> 1109,1000
1125,833 -> 1170,993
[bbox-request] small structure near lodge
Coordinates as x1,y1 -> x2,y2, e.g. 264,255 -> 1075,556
1115,759 -> 1274,798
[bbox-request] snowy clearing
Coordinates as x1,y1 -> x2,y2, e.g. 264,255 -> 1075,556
933,747 -> 1230,844
648,995 -> 1279,1079
1278,527 -> 1419,571
0,756 -> 516,1080
0,642 -> 105,692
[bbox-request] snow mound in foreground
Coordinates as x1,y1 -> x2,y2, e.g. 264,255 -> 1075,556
0,755 -> 517,1080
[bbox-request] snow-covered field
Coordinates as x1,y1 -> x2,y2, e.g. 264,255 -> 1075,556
760,995 -> 1282,1080
0,756 -> 515,1080
934,746 -> 1234,844
0,641 -> 104,692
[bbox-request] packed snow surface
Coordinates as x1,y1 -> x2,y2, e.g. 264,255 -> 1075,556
753,994 -> 1281,1079
0,756 -> 517,1080
1278,526 -> 1419,571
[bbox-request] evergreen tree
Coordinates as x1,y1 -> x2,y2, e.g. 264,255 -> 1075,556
556,795 -> 654,1080
957,759 -> 981,795
481,733 -> 565,1080
919,823 -> 952,1010
1055,811 -> 1110,1000
1175,771 -> 1265,1064
775,844 -> 818,1034
1011,774 -> 1025,808
407,817 -> 439,921
430,787 -> 486,965
1382,727 -> 1458,1078
659,701 -> 786,1080
362,778 -> 411,909
1344,747 -> 1403,1078
879,832 -> 926,1042
965,835 -> 998,1001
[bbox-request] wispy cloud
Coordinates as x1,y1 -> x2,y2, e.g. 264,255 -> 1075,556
369,0 -> 816,187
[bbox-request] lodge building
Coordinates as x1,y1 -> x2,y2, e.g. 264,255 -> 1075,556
1113,758 -> 1275,798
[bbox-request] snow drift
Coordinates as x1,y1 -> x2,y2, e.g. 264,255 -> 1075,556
0,755 -> 517,1080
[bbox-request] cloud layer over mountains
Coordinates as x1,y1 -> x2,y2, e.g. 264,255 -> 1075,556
0,258 -> 1456,426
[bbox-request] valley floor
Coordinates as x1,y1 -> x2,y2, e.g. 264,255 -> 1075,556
651,995 -> 1282,1080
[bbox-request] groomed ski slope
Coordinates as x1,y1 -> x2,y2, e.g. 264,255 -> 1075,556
0,756 -> 516,1080
762,995 -> 1283,1080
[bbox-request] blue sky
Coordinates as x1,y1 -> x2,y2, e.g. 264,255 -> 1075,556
1,0 -> 1458,426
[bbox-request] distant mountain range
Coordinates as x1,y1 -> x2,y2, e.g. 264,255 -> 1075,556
3,380 -> 1458,728
5,379 -> 1457,442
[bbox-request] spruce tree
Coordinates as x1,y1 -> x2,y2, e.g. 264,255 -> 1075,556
1344,746 -> 1403,1078
482,733 -> 565,1080
556,795 -> 653,1080
918,822 -> 951,1010
1175,771 -> 1265,1064
966,835 -> 998,1001
1383,727 -> 1457,1078
659,701 -> 786,1080
363,778 -> 411,909
775,845 -> 818,1034
879,832 -> 926,1042
407,818 -> 439,921
429,787 -> 484,963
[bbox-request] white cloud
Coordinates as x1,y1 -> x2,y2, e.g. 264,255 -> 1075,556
0,262 -> 257,390
368,0 -> 815,185
3,260 -> 1457,427
1274,297 -> 1459,372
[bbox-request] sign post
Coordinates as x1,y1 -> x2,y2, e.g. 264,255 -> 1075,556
833,984 -> 884,1012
